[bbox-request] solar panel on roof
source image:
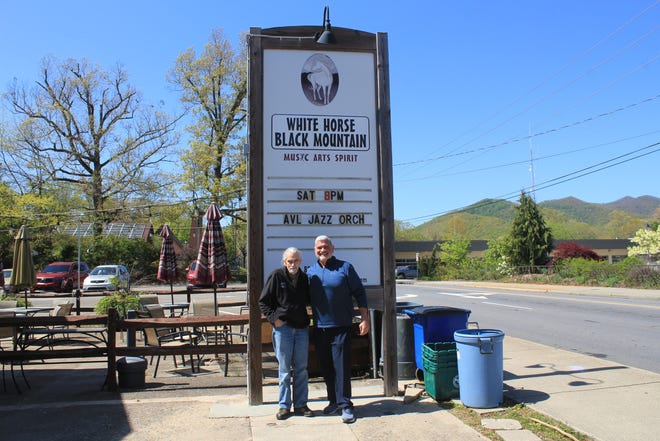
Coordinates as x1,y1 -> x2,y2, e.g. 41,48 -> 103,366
58,222 -> 151,239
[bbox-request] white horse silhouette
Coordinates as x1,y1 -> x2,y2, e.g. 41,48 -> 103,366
307,61 -> 333,105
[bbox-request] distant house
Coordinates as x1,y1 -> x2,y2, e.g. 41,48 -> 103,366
395,239 -> 631,265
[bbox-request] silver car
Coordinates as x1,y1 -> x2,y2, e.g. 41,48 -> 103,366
82,265 -> 130,292
2,268 -> 16,294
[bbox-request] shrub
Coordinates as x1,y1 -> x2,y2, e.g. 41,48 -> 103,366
85,236 -> 159,278
230,266 -> 248,283
94,291 -> 141,317
2,295 -> 31,307
552,242 -> 601,261
625,266 -> 660,288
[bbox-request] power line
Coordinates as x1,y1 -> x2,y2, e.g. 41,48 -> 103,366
398,129 -> 660,182
403,140 -> 660,223
394,93 -> 660,169
398,1 -> 660,178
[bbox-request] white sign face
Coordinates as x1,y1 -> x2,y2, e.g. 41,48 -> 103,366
263,49 -> 381,285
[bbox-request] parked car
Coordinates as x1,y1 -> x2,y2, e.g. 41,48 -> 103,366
185,260 -> 227,289
82,265 -> 130,292
395,264 -> 418,279
2,268 -> 17,294
33,261 -> 90,293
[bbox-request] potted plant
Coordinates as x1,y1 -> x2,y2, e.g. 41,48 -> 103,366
94,284 -> 141,318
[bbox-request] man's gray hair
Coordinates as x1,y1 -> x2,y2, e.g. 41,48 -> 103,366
314,235 -> 333,245
282,247 -> 302,263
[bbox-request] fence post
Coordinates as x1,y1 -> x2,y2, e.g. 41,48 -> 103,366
75,288 -> 81,315
105,308 -> 118,391
126,309 -> 137,348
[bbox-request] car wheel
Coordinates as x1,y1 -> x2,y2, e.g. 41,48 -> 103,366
64,280 -> 73,293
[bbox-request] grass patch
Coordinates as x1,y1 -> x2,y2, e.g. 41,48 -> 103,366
439,397 -> 594,441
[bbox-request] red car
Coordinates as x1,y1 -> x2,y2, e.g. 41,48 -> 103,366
185,261 -> 227,289
33,261 -> 90,293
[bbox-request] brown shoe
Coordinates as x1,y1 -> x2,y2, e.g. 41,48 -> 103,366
294,406 -> 314,417
276,408 -> 291,420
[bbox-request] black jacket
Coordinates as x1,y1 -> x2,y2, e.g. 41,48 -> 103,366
258,267 -> 310,328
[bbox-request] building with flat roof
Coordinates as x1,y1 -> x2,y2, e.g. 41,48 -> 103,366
395,239 -> 631,266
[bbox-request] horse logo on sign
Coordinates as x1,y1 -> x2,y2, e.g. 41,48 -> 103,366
301,54 -> 338,106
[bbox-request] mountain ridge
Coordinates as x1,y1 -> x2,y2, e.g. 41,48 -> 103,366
407,195 -> 659,240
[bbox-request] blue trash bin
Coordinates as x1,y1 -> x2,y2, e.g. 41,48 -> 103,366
403,306 -> 471,373
395,301 -> 422,313
454,329 -> 505,408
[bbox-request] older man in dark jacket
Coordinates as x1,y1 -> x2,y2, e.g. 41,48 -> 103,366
259,247 -> 313,420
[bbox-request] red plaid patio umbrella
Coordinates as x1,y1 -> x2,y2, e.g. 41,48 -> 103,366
194,203 -> 231,315
157,224 -> 178,304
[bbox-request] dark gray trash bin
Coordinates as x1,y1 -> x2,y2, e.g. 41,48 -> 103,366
375,302 -> 423,379
396,313 -> 416,379
117,356 -> 147,388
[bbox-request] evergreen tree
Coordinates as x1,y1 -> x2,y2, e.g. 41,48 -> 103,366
507,191 -> 554,270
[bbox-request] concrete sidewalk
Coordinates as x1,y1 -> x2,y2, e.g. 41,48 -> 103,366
2,334 -> 660,440
504,336 -> 660,441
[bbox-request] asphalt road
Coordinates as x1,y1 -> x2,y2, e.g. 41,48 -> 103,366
395,282 -> 660,374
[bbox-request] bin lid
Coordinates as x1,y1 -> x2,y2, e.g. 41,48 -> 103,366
118,356 -> 148,365
454,328 -> 505,340
403,306 -> 471,317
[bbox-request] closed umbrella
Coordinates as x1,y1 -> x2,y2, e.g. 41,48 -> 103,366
157,224 -> 178,304
194,203 -> 231,315
9,225 -> 36,308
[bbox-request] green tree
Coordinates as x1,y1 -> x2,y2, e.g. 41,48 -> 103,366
84,236 -> 160,278
507,191 -> 554,270
437,238 -> 470,279
418,245 -> 439,279
167,28 -> 247,223
4,57 -> 180,233
483,236 -> 514,277
438,239 -> 470,267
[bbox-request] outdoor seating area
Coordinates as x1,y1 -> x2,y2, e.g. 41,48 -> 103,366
135,308 -> 199,377
0,299 -> 110,393
0,201 -> 241,391
0,301 -> 261,393
12,300 -> 106,352
0,309 -> 29,392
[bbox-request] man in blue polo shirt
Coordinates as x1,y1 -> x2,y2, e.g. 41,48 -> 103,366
307,235 -> 370,424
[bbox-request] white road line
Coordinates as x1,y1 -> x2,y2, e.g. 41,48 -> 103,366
438,292 -> 492,299
395,294 -> 419,299
482,301 -> 532,310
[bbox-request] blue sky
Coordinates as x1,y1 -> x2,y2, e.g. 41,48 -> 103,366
1,1 -> 658,226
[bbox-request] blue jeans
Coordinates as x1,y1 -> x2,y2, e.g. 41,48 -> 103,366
272,324 -> 309,409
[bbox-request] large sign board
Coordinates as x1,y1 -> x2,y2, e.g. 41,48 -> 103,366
262,49 -> 381,285
248,25 -> 396,403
